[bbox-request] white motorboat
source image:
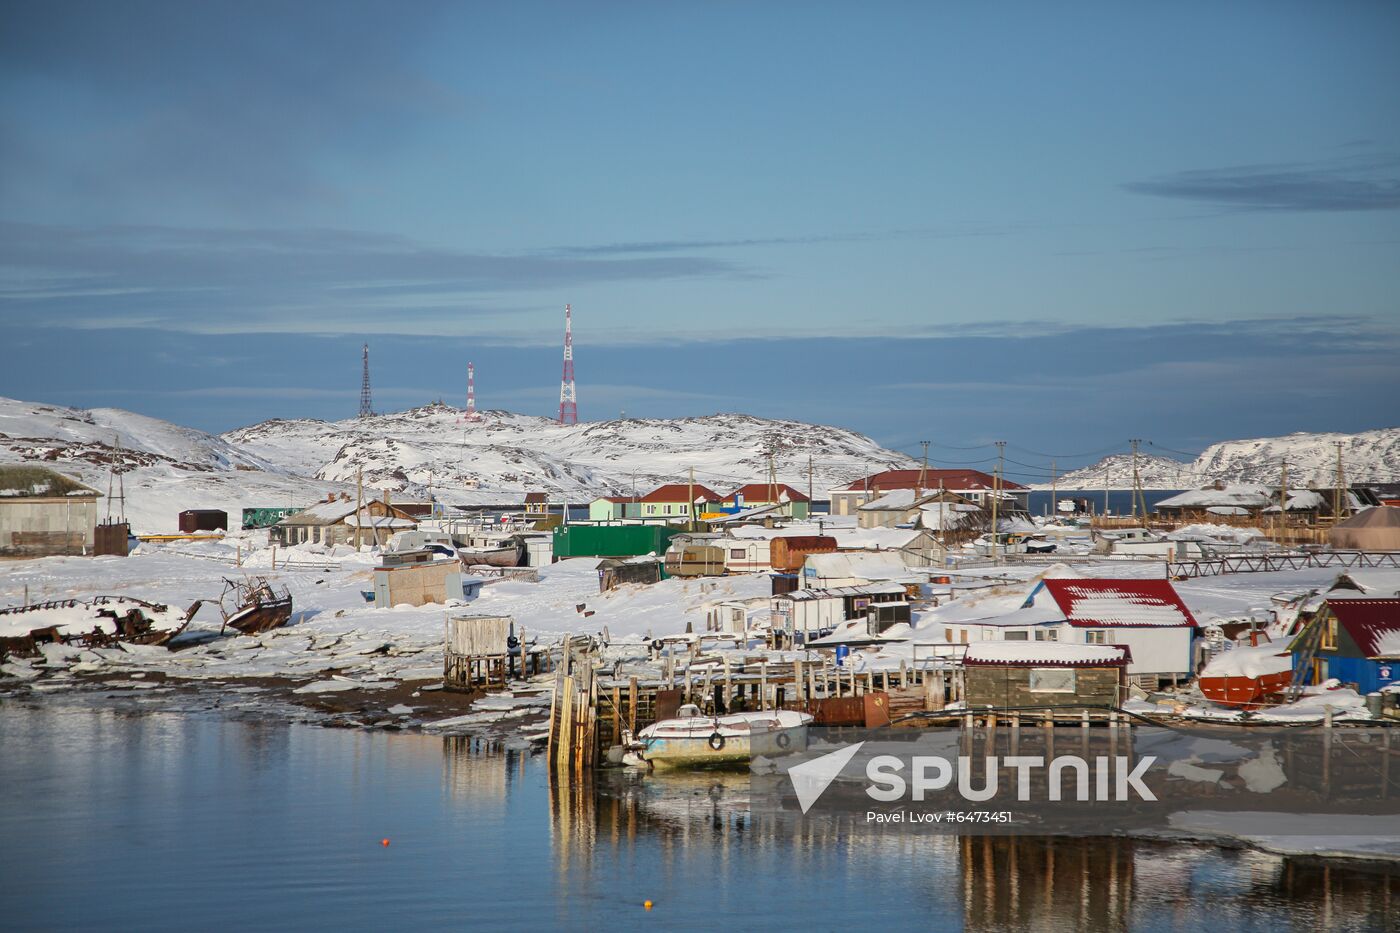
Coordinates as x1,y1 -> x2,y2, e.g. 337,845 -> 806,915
635,704 -> 812,770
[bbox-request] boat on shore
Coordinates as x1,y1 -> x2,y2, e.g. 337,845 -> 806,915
457,542 -> 522,568
0,595 -> 193,658
636,705 -> 812,769
220,577 -> 293,635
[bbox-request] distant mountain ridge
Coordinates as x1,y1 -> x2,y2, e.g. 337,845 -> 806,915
1045,428 -> 1400,489
222,404 -> 917,503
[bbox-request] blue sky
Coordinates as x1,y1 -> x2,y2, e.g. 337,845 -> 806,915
2,1 -> 1397,472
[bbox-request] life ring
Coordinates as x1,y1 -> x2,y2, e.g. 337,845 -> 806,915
651,639 -> 664,652
775,732 -> 792,750
707,732 -> 726,751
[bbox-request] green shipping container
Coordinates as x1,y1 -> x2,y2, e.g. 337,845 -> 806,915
552,524 -> 681,559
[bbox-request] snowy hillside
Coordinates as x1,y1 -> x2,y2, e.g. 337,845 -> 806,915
223,405 -> 916,503
0,397 -> 347,533
1047,427 -> 1400,489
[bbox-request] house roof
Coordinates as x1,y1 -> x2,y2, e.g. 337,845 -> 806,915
778,583 -> 909,602
280,498 -> 360,524
1036,578 -> 1198,628
524,492 -> 548,504
0,465 -> 100,499
726,483 -> 810,503
1155,485 -> 1273,510
593,496 -> 634,504
836,469 -> 1027,494
804,551 -> 915,583
640,483 -> 722,504
1326,598 -> 1400,658
963,642 -> 1132,667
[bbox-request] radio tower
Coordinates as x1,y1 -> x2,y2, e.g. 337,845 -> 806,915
462,362 -> 483,422
557,304 -> 577,424
358,343 -> 374,418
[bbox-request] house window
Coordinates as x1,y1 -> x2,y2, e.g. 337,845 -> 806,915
1322,616 -> 1338,651
960,630 -> 969,643
945,628 -> 954,643
1004,631 -> 1029,641
1035,629 -> 1059,642
1029,669 -> 1076,693
680,504 -> 689,514
312,527 -> 321,543
1085,630 -> 1109,645
730,549 -> 745,560
647,505 -> 656,515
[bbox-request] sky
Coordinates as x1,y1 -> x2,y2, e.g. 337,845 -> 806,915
2,1 -> 1398,472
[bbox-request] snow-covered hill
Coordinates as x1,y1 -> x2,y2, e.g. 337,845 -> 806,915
0,397 -> 348,533
223,405 -> 916,503
1047,428 -> 1400,489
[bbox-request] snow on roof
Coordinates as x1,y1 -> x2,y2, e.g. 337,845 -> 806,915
1328,570 -> 1400,598
803,551 -> 913,582
1155,485 -> 1273,510
778,583 -> 908,601
1037,578 -> 1197,628
347,509 -> 417,529
918,502 -> 981,531
829,526 -> 931,550
727,483 -> 809,503
1326,599 -> 1400,658
962,641 -> 1130,667
859,489 -> 924,510
282,498 -> 361,523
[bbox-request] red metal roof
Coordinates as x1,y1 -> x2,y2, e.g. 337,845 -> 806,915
640,483 -> 722,504
1039,578 -> 1198,628
726,483 -> 811,503
838,469 -> 1027,493
1326,598 -> 1400,658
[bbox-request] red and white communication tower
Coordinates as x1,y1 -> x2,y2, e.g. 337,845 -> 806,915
461,361 -> 483,423
557,304 -> 577,424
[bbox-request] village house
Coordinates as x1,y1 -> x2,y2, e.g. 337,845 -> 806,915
720,483 -> 811,519
588,496 -> 639,522
961,642 -> 1131,710
927,576 -> 1200,688
857,488 -> 985,531
275,493 -> 419,548
801,550 -> 925,588
1293,597 -> 1400,695
0,465 -> 103,557
770,583 -> 909,639
638,483 -> 722,521
1154,483 -> 1274,519
829,469 -> 1029,516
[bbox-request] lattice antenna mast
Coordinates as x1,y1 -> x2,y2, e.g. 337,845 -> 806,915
359,343 -> 374,418
462,361 -> 483,423
558,304 -> 578,424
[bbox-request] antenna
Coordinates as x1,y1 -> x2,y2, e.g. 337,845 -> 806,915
359,343 -> 374,418
558,304 -> 577,424
462,361 -> 483,423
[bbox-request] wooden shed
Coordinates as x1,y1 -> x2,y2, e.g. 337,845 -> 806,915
178,509 -> 228,533
597,557 -> 664,592
769,535 -> 838,573
961,642 -> 1130,711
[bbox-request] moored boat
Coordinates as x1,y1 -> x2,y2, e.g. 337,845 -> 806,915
1198,641 -> 1295,708
636,705 -> 812,769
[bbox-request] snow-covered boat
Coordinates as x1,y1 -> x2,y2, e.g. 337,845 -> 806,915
457,542 -> 522,568
0,596 -> 194,658
1198,641 -> 1295,708
636,705 -> 812,769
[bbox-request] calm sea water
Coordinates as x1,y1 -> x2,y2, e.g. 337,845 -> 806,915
1,702 -> 1394,932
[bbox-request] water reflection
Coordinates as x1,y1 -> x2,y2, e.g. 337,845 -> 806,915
543,764 -> 1400,932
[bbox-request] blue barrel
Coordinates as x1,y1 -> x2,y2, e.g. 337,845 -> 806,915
835,645 -> 850,667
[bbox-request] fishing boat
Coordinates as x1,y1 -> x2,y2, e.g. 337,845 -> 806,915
457,542 -> 522,568
635,705 -> 813,769
0,595 -> 193,658
1198,641 -> 1295,708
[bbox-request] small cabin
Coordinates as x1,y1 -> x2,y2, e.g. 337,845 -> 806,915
597,557 -> 664,592
664,544 -> 727,578
961,642 -> 1131,710
178,509 -> 228,533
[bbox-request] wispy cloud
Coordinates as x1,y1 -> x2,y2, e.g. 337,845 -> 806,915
0,222 -> 746,334
1124,154 -> 1400,212
540,225 -> 1015,256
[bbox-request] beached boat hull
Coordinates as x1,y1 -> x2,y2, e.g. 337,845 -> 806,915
0,596 -> 192,658
458,545 -> 521,568
224,595 -> 293,635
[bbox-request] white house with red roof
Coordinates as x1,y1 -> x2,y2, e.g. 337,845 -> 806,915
829,469 -> 1029,516
923,576 -> 1200,686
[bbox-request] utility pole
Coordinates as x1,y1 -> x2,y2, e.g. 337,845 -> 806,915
990,441 -> 1005,561
1050,459 -> 1057,519
1129,439 -> 1147,524
688,465 -> 696,532
807,453 -> 813,509
1279,459 -> 1289,531
1333,441 -> 1348,522
359,344 -> 373,418
917,441 -> 929,496
767,450 -> 778,508
355,467 -> 364,551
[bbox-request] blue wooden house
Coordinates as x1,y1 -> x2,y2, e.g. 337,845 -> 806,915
1294,598 -> 1400,694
